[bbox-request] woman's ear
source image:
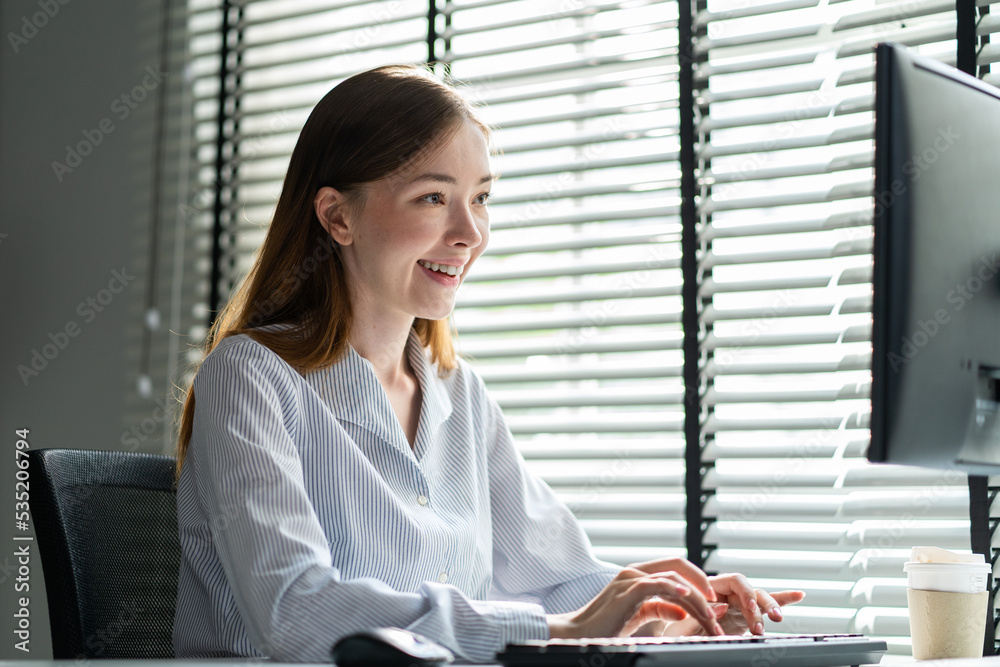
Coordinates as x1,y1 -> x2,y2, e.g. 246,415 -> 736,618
314,186 -> 353,245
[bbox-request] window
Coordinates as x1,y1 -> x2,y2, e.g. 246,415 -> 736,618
694,0 -> 967,651
443,0 -> 689,566
166,0 -> 995,657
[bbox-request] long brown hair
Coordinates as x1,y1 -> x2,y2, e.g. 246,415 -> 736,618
175,65 -> 489,477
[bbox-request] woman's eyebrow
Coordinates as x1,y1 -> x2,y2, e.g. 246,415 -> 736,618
408,172 -> 495,185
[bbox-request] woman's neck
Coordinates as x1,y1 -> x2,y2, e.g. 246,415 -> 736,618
348,310 -> 415,387
348,310 -> 422,449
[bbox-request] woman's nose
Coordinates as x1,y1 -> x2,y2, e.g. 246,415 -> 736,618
447,205 -> 484,248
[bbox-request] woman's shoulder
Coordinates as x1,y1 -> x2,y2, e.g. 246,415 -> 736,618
197,332 -> 300,387
205,331 -> 280,362
453,355 -> 483,383
445,356 -> 498,412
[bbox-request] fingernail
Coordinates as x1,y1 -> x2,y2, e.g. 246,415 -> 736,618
754,622 -> 764,635
748,600 -> 758,613
714,622 -> 725,636
770,606 -> 783,620
676,584 -> 691,596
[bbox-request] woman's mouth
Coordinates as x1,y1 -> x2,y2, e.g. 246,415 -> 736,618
418,259 -> 465,277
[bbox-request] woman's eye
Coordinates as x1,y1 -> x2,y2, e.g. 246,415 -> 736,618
421,193 -> 443,205
475,192 -> 491,205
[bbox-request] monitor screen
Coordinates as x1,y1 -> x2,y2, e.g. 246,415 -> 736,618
869,42 -> 1000,473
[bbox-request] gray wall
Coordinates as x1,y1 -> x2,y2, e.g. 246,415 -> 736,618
0,0 -> 167,658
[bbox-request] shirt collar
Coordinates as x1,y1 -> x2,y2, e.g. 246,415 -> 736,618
405,327 -> 454,447
310,328 -> 453,454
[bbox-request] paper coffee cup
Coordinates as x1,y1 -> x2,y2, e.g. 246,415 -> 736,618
904,547 -> 991,660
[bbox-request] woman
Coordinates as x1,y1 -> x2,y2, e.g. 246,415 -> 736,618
172,65 -> 803,662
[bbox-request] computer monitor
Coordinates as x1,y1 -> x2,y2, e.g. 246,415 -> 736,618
869,42 -> 1000,473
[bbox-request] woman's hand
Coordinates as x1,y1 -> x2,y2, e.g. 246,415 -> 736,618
709,573 -> 805,635
660,573 -> 806,637
546,558 -> 728,639
547,561 -> 806,640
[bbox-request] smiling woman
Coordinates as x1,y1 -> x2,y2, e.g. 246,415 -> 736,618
170,64 -> 802,664
312,120 -> 492,333
174,65 -> 481,406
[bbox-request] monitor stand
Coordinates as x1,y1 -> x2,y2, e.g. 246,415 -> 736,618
969,475 -> 998,656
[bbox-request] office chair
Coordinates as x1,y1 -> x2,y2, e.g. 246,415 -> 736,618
28,448 -> 179,659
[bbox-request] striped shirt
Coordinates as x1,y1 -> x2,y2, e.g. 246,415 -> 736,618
173,328 -> 619,662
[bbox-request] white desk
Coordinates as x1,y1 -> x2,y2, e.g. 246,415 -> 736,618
5,659 -> 1000,667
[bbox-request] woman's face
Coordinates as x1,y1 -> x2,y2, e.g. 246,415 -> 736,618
336,119 -> 493,325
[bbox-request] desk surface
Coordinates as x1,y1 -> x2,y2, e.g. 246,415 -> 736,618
5,658 -> 1000,667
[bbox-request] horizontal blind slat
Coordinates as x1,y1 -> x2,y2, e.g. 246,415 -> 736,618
478,364 -> 681,384
446,0 -> 662,37
490,206 -> 681,232
458,284 -> 680,309
458,334 -> 682,359
465,256 -> 681,282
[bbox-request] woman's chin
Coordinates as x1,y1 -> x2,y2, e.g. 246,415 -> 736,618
415,300 -> 457,322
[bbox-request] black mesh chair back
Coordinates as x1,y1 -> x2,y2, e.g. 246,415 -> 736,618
28,448 -> 179,659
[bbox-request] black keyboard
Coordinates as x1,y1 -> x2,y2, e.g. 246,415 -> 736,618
496,633 -> 888,667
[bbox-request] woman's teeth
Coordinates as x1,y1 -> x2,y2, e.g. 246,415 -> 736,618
419,260 -> 462,276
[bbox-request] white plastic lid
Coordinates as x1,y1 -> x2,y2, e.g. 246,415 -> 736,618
904,561 -> 992,594
904,547 -> 991,594
909,546 -> 985,564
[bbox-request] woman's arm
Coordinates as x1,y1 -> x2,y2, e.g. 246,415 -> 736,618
475,372 -> 804,639
477,380 -> 620,611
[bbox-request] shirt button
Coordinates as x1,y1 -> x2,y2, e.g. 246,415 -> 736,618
438,572 -> 448,583
417,495 -> 428,506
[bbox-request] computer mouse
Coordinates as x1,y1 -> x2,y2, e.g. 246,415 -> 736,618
331,626 -> 455,667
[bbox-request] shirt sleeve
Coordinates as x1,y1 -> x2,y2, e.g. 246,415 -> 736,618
475,371 -> 622,613
183,339 -> 549,662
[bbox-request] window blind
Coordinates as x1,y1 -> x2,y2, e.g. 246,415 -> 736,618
181,0 -> 224,369
443,0 -> 689,564
184,0 -> 430,363
980,0 -> 1000,85
120,1 -> 206,456
693,0 -> 967,655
